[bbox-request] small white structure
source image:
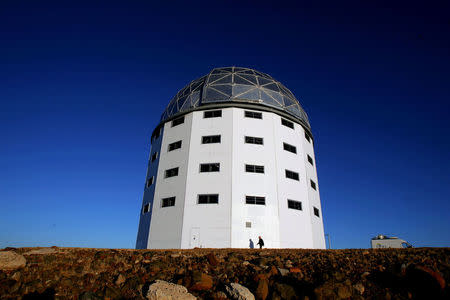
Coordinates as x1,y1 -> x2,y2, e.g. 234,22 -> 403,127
136,67 -> 326,249
371,235 -> 413,248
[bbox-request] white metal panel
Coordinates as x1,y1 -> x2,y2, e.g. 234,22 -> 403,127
181,109 -> 233,248
147,115 -> 193,249
231,109 -> 280,248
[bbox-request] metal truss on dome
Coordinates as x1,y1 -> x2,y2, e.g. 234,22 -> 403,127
160,67 -> 310,128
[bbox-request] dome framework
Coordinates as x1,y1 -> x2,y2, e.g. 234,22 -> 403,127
160,67 -> 311,130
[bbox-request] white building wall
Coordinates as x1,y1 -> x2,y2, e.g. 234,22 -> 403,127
302,129 -> 326,248
147,114 -> 193,249
231,109 -> 281,248
275,117 -> 315,248
181,108 -> 233,248
141,107 -> 325,249
136,126 -> 164,249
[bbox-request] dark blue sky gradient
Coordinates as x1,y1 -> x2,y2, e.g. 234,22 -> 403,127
1,1 -> 449,249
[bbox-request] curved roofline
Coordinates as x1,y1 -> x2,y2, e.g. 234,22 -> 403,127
160,66 -> 311,129
151,103 -> 314,143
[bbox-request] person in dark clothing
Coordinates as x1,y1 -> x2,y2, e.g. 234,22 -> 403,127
249,239 -> 254,249
256,236 -> 264,249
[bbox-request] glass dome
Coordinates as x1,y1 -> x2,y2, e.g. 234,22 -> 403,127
160,67 -> 310,129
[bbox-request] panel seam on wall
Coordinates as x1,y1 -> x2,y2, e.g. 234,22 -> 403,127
230,108 -> 234,248
304,132 -> 316,248
146,126 -> 164,249
180,114 -> 193,248
272,113 -> 281,248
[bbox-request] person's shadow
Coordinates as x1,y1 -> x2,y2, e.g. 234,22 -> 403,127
249,239 -> 254,249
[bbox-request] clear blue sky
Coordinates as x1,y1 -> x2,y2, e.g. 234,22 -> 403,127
1,1 -> 449,249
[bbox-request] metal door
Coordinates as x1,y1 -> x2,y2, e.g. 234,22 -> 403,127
190,227 -> 200,248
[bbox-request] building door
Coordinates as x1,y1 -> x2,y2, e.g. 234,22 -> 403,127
190,227 -> 200,248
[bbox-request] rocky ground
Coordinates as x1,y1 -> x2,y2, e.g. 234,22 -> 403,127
0,247 -> 448,299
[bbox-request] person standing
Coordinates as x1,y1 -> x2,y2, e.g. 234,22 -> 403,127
257,236 -> 264,249
249,239 -> 254,249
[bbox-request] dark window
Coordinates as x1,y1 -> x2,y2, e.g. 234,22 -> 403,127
151,152 -> 158,162
307,155 -> 314,165
288,200 -> 302,211
245,196 -> 266,205
162,197 -> 176,207
285,169 -> 299,181
171,116 -> 184,127
200,163 -> 220,172
314,207 -> 320,217
202,135 -> 221,144
152,127 -> 161,143
245,111 -> 262,119
281,118 -> 294,129
143,203 -> 150,213
204,110 -> 222,118
305,132 -> 311,143
198,194 -> 219,204
245,136 -> 264,145
283,142 -> 297,154
168,140 -> 182,151
146,176 -> 154,188
245,164 -> 265,173
165,167 -> 179,178
245,222 -> 252,228
310,180 -> 317,190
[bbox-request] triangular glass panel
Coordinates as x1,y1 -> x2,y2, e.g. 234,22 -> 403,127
262,83 -> 280,92
190,91 -> 200,107
177,95 -> 188,110
222,67 -> 233,72
211,74 -> 232,85
239,69 -> 256,75
301,110 -> 310,124
257,76 -> 272,86
235,88 -> 260,101
180,95 -> 192,111
254,71 -> 268,77
167,100 -> 177,117
211,68 -> 228,75
286,105 -> 302,118
283,96 -> 296,107
232,84 -> 254,96
234,74 -> 255,86
239,74 -> 258,85
260,90 -> 282,108
265,90 -> 284,106
207,74 -> 227,84
211,84 -> 232,97
190,79 -> 204,92
204,87 -> 229,102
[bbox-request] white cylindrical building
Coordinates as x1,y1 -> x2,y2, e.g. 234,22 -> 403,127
136,67 -> 325,249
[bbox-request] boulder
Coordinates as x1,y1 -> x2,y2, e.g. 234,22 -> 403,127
23,248 -> 58,255
0,251 -> 26,270
225,282 -> 255,300
147,280 -> 196,300
190,271 -> 213,291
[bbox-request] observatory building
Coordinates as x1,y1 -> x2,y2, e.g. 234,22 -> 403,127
136,67 -> 325,249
